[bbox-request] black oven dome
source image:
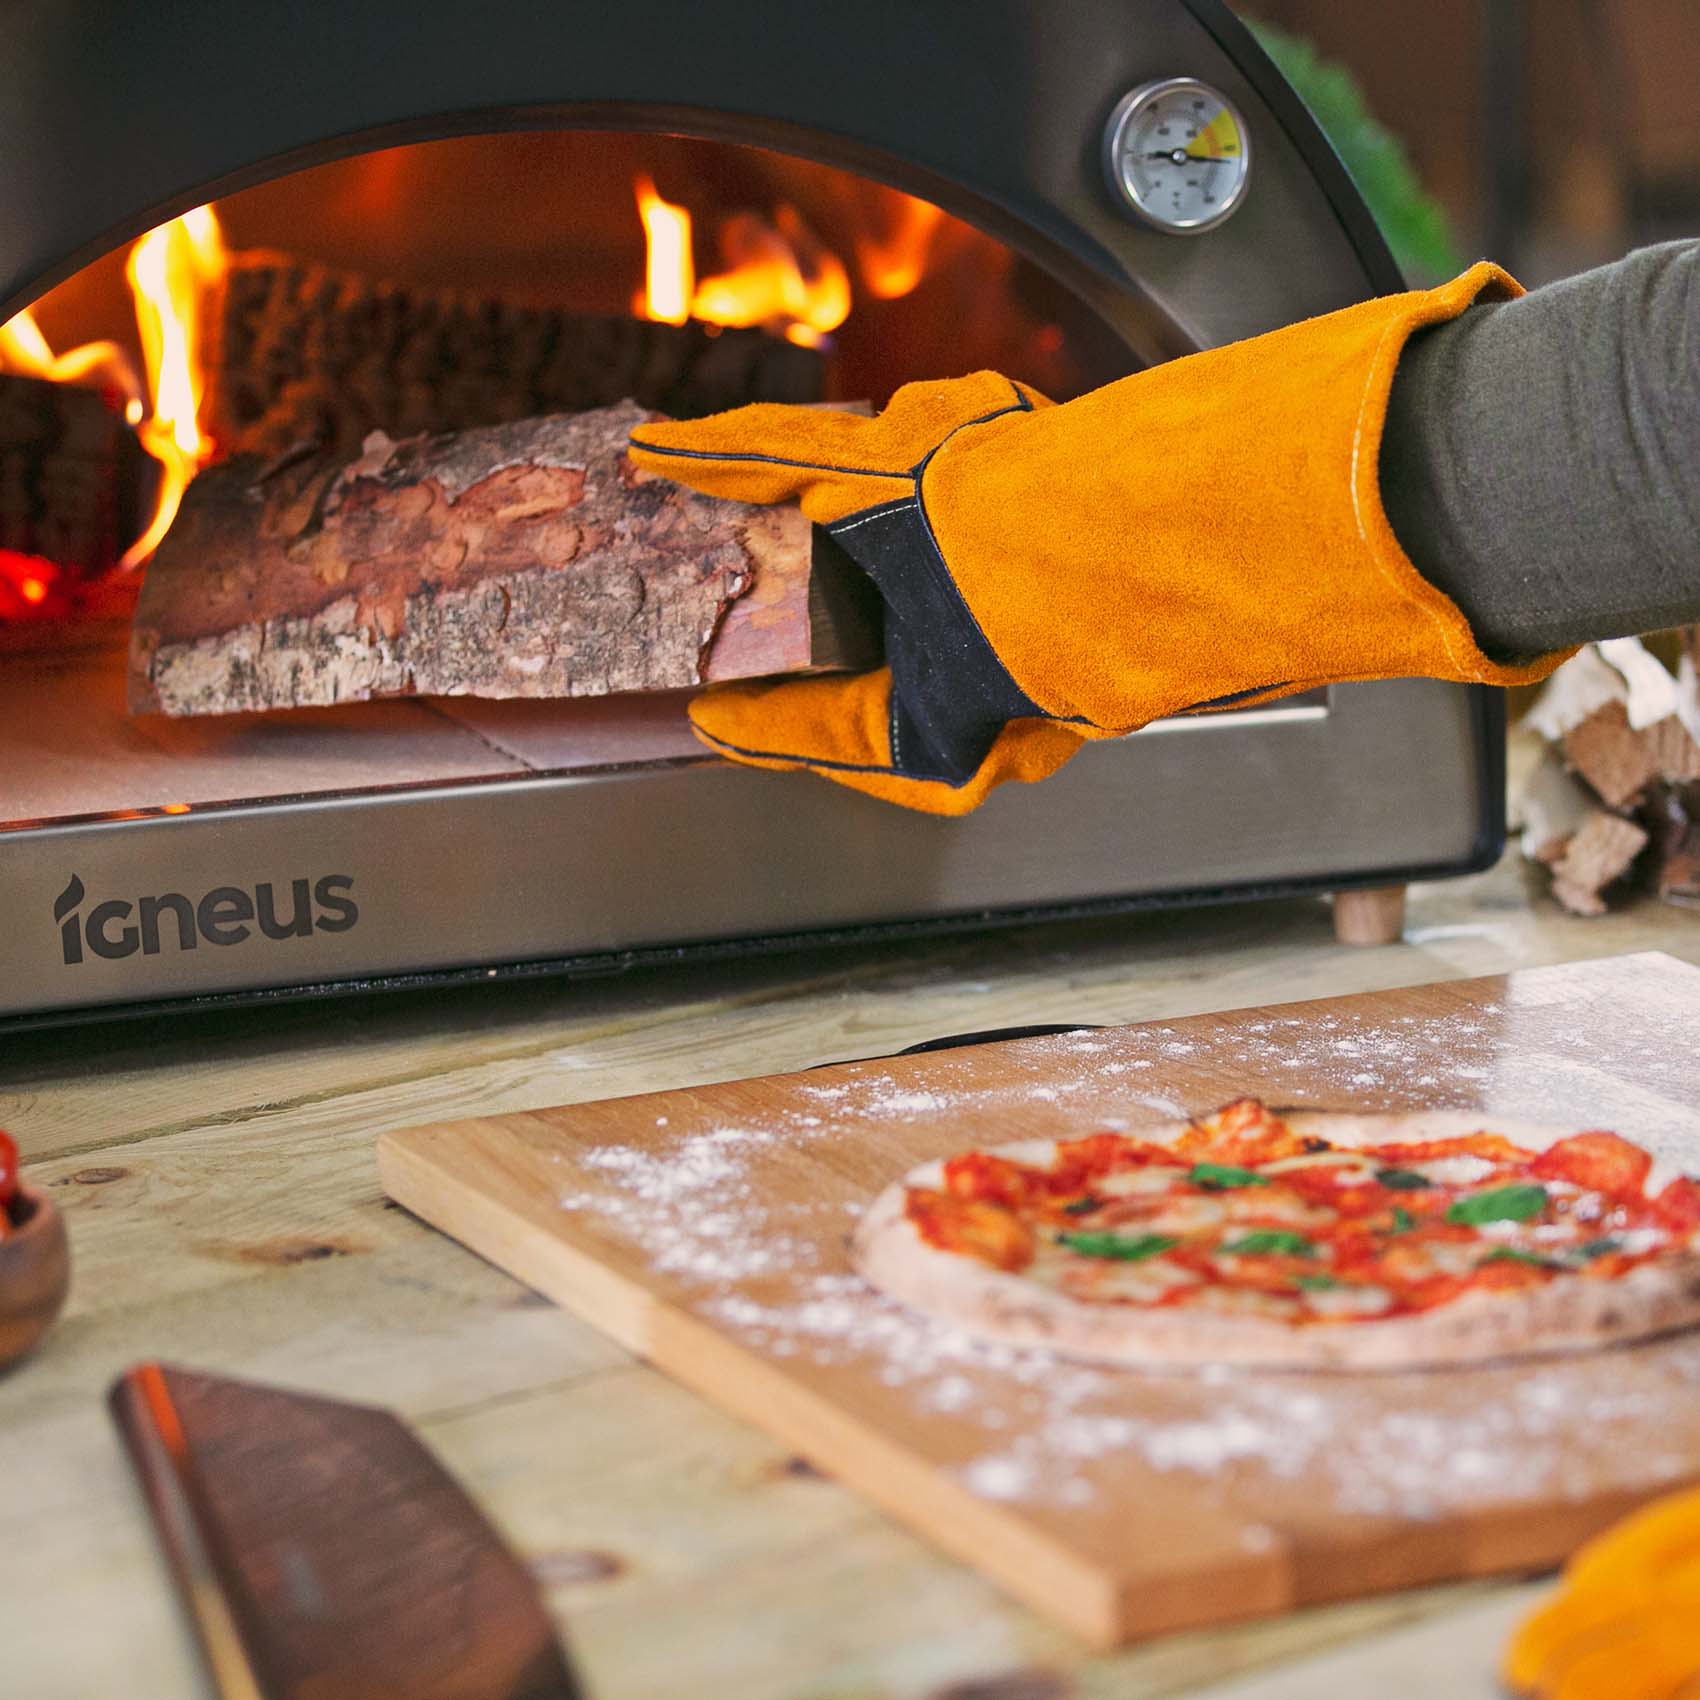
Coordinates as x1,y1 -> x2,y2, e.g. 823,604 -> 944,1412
2,0 -> 1398,358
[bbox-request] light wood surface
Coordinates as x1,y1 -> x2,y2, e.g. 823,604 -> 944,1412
378,953 -> 1700,1646
4,835 -> 1700,1698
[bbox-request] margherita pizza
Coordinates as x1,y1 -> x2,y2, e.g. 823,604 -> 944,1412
852,1099 -> 1700,1369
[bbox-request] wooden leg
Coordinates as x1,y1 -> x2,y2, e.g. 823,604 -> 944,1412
1331,885 -> 1407,947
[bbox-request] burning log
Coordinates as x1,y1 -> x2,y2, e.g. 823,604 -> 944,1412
0,372 -> 145,580
206,252 -> 824,460
128,401 -> 879,717
1516,634 -> 1700,915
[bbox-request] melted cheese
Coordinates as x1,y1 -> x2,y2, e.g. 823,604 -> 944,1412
1301,1283 -> 1394,1319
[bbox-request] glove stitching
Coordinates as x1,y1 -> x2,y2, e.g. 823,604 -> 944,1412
627,439 -> 912,480
696,721 -> 987,786
831,498 -> 918,534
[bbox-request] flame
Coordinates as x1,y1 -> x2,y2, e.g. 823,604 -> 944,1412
122,205 -> 227,566
0,308 -> 145,422
635,181 -> 850,348
633,176 -> 694,326
855,193 -> 946,300
0,206 -> 227,583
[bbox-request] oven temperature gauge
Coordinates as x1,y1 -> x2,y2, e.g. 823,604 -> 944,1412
1103,78 -> 1250,233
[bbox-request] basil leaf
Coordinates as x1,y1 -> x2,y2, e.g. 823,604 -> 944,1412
1388,1206 -> 1416,1234
1575,1237 -> 1623,1260
1062,1196 -> 1104,1217
1296,1274 -> 1339,1291
1059,1231 -> 1178,1262
1446,1184 -> 1549,1227
1479,1247 -> 1561,1270
1221,1230 -> 1315,1257
1376,1168 -> 1433,1190
1189,1162 -> 1269,1190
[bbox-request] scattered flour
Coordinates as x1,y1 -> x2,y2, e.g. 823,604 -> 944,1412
554,993 -> 1700,1520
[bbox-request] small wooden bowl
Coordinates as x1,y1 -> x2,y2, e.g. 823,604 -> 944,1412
0,1185 -> 70,1370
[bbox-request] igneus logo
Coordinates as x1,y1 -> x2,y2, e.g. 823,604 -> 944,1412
54,873 -> 358,964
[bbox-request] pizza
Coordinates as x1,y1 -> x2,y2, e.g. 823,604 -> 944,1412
852,1099 -> 1700,1369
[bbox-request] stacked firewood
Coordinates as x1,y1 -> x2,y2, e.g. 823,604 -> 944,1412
0,371 -> 145,580
1516,631 -> 1700,914
207,251 -> 822,460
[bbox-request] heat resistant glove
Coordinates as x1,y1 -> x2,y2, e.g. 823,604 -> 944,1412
1504,1485 -> 1700,1699
628,262 -> 1570,815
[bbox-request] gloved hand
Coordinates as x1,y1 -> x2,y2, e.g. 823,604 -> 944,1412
1504,1486 -> 1700,1698
629,262 -> 1567,815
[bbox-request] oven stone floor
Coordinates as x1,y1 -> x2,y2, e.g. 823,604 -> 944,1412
0,828 -> 1692,1700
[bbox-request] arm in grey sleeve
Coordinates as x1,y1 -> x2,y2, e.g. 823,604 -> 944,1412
1379,240 -> 1700,660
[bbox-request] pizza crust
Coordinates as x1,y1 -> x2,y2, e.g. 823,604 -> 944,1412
850,1110 -> 1700,1372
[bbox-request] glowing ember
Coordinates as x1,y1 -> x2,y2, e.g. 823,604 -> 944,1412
0,550 -> 60,619
635,180 -> 851,349
122,205 -> 227,567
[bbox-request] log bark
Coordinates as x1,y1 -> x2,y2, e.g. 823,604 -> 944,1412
0,371 -> 145,577
129,401 -> 878,717
206,251 -> 823,460
1548,810 -> 1649,916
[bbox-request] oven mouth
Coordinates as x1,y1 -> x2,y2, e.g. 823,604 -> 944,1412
3,123 -> 1151,831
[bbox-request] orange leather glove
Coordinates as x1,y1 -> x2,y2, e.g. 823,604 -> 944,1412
629,262 -> 1568,815
1504,1487 -> 1700,1698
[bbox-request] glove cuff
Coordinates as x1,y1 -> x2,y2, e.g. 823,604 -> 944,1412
927,262 -> 1575,734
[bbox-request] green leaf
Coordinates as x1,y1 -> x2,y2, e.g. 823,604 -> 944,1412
1062,1196 -> 1103,1216
1058,1231 -> 1178,1262
1221,1230 -> 1316,1258
1375,1168 -> 1432,1190
1479,1247 -> 1560,1270
1575,1237 -> 1623,1260
1446,1185 -> 1549,1227
1388,1206 -> 1416,1234
1189,1162 -> 1269,1191
1296,1274 -> 1339,1291
1244,18 -> 1466,282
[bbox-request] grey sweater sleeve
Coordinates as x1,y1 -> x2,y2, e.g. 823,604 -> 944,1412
1379,240 -> 1700,660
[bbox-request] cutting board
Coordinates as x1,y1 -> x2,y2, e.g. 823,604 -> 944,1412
378,951 -> 1700,1647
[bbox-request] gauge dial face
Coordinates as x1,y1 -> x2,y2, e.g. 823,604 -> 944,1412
1104,79 -> 1251,233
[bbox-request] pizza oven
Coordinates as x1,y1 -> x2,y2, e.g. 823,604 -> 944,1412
0,0 -> 1505,1027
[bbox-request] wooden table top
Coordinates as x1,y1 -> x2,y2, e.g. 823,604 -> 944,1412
4,844 -> 1698,1700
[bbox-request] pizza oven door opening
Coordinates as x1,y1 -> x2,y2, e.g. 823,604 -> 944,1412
2,132 -> 1137,768
0,129 -> 1146,827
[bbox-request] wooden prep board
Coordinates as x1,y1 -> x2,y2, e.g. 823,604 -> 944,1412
378,951 -> 1700,1647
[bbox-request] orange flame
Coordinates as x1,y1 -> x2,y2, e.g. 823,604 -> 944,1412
0,309 -> 145,422
0,206 -> 227,580
855,193 -> 946,300
633,176 -> 694,326
635,180 -> 851,349
122,205 -> 227,567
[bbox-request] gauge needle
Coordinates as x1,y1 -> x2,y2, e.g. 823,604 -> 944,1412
1144,151 -> 1234,165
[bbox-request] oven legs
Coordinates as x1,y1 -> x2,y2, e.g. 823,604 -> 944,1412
1331,885 -> 1408,946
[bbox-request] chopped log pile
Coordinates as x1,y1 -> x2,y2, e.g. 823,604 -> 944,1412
0,372 -> 145,578
1517,631 -> 1700,914
206,251 -> 823,460
129,401 -> 879,717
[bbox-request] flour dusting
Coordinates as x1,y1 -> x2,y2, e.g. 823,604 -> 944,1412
555,991 -> 1700,1519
